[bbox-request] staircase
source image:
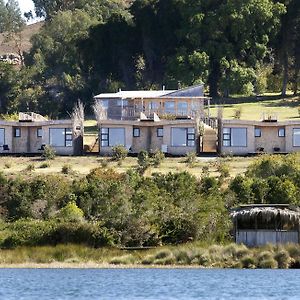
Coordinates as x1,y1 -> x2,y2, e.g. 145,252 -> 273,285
202,124 -> 217,153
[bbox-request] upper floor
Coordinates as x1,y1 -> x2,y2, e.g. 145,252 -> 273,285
94,85 -> 210,120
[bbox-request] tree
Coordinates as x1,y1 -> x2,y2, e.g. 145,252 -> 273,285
0,0 -> 25,65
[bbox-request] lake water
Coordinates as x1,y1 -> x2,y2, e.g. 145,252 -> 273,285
0,269 -> 299,299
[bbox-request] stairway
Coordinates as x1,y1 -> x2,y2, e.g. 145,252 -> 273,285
202,124 -> 217,153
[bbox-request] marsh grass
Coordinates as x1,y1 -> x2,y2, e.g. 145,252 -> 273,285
0,243 -> 300,268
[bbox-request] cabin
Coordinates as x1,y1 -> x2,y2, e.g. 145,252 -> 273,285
231,204 -> 300,246
99,114 -> 199,156
219,116 -> 300,155
94,85 -> 210,120
0,112 -> 83,155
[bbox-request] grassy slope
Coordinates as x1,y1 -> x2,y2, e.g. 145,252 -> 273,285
210,93 -> 300,120
0,22 -> 43,55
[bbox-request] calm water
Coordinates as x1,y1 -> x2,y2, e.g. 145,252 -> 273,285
0,269 -> 299,299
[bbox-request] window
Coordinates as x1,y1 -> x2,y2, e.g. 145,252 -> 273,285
157,128 -> 163,137
171,127 -> 195,147
14,128 -> 21,137
0,128 -> 5,146
117,99 -> 128,106
293,129 -> 300,146
100,100 -> 109,109
49,128 -> 73,147
255,128 -> 261,137
133,128 -> 140,137
149,102 -> 159,111
165,101 -> 175,114
101,127 -> 125,147
177,102 -> 188,115
223,127 -> 247,147
37,128 -> 43,138
278,128 -> 285,137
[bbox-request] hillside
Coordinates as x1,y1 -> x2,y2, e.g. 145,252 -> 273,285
0,22 -> 43,55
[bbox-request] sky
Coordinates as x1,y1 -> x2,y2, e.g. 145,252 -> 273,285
17,0 -> 35,15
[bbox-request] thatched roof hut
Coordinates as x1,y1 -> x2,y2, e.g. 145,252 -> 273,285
231,204 -> 300,246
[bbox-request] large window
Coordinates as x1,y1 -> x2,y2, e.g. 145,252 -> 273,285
171,127 -> 195,147
293,129 -> 300,146
177,102 -> 188,115
0,128 -> 4,146
223,127 -> 247,147
165,101 -> 175,114
149,101 -> 159,111
101,127 -> 125,147
49,128 -> 73,147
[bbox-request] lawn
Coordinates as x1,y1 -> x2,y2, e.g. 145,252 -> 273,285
209,93 -> 300,120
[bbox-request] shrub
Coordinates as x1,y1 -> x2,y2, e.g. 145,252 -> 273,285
174,249 -> 192,264
241,256 -> 256,268
141,255 -> 155,265
42,145 -> 56,160
110,255 -> 135,265
99,159 -> 109,168
25,164 -> 35,172
112,145 -> 128,161
154,249 -> 173,260
62,164 -> 72,174
234,108 -> 242,119
258,258 -> 278,269
274,249 -> 291,269
56,201 -> 84,222
152,150 -> 165,167
39,162 -> 50,168
185,152 -> 197,167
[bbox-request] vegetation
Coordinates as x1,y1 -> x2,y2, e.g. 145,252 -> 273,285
0,1 -> 299,116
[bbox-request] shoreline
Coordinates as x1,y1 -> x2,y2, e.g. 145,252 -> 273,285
0,262 -> 205,269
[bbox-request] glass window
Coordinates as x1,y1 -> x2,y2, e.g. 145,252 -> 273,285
109,128 -> 125,146
100,100 -> 109,108
231,128 -> 247,147
133,128 -> 140,137
278,128 -> 285,137
149,102 -> 159,111
177,102 -> 188,115
49,128 -> 72,147
0,128 -> 5,146
171,127 -> 195,147
293,129 -> 300,146
49,128 -> 65,146
255,128 -> 261,137
165,101 -> 175,114
172,128 -> 187,146
14,128 -> 21,137
37,128 -> 43,137
223,127 -> 247,147
157,128 -> 163,137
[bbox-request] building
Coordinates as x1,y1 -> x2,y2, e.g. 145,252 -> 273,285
0,112 -> 83,155
219,116 -> 300,155
94,85 -> 209,120
95,85 -> 216,155
231,204 -> 300,246
99,114 -> 198,156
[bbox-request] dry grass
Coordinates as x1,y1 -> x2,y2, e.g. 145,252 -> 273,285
0,155 -> 264,178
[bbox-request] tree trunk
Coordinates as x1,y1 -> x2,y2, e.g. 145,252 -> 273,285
208,60 -> 221,98
281,52 -> 289,96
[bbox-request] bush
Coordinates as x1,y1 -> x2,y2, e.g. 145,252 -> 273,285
152,150 -> 165,167
25,164 -> 35,172
61,164 -> 72,174
234,108 -> 242,119
112,145 -> 128,161
39,162 -> 50,168
99,159 -> 109,168
42,145 -> 56,160
56,201 -> 84,222
110,255 -> 135,265
185,152 -> 197,167
241,256 -> 256,268
274,249 -> 291,269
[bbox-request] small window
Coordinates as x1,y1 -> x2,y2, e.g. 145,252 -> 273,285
37,128 -> 43,137
14,128 -> 21,137
157,128 -> 163,137
255,128 -> 261,137
278,128 -> 285,137
133,128 -> 140,137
